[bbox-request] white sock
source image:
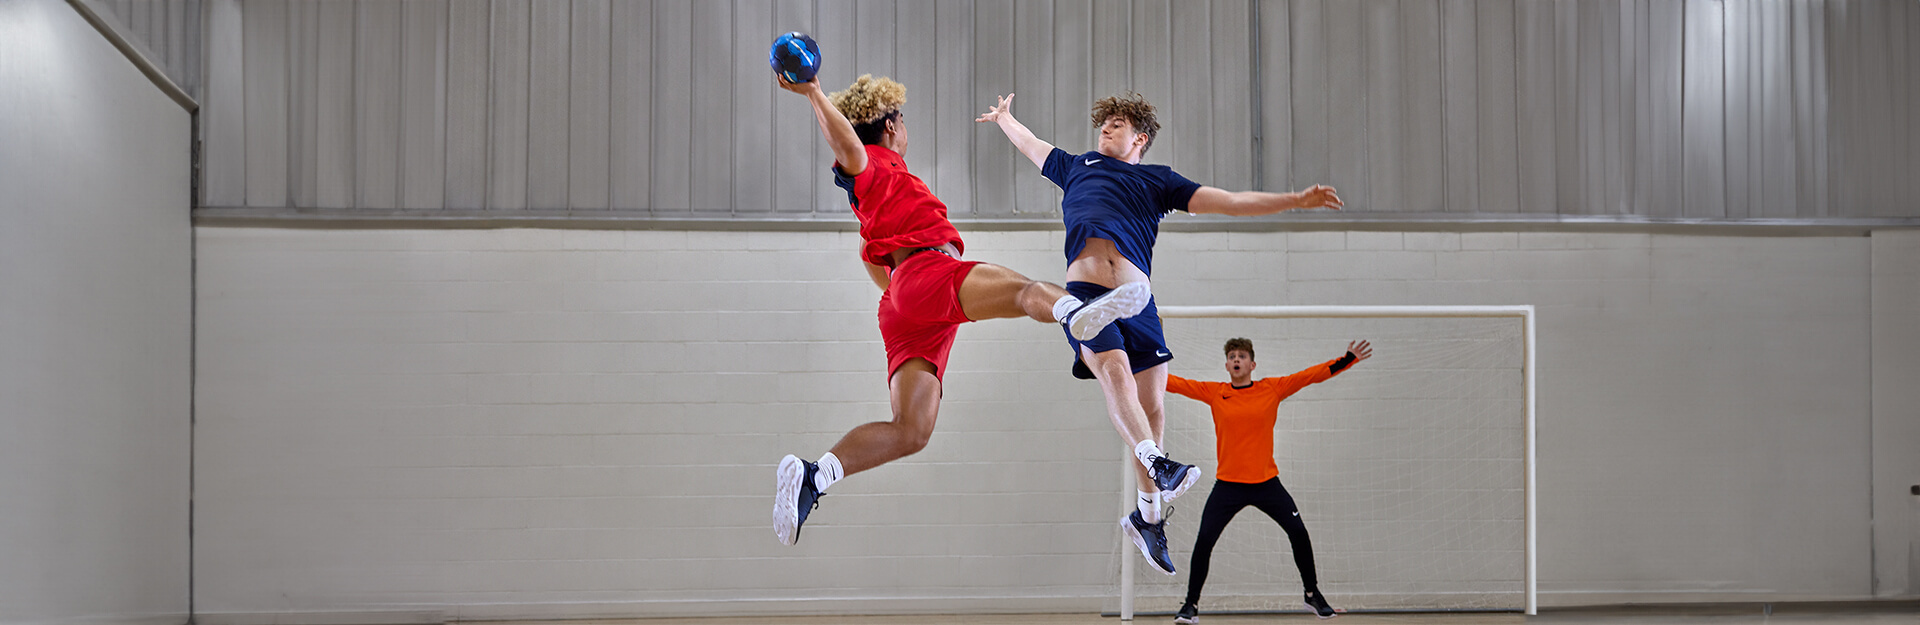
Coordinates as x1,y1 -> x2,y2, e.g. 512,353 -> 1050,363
1137,490 -> 1163,524
814,452 -> 844,492
1134,439 -> 1165,471
1052,294 -> 1081,323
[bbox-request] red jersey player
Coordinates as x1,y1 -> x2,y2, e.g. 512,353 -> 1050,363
771,71 -> 1152,546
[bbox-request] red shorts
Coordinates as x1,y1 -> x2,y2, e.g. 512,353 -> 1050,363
878,248 -> 980,380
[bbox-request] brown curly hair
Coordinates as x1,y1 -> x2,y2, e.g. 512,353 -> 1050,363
1091,93 -> 1161,156
1223,338 -> 1254,359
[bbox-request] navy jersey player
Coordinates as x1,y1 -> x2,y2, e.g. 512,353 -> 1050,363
979,92 -> 1343,575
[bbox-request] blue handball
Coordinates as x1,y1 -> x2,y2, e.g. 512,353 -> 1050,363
769,31 -> 821,84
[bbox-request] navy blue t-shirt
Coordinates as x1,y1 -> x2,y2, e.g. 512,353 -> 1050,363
1041,148 -> 1202,277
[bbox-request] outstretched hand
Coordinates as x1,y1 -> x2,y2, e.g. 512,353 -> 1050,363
975,93 -> 1015,123
1347,340 -> 1373,363
1296,184 -> 1345,210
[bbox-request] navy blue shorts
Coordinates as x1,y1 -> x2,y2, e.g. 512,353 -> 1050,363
1064,281 -> 1173,380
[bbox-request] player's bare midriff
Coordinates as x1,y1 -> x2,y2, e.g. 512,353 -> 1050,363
1066,237 -> 1149,287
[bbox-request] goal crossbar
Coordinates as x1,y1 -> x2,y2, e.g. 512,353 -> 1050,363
1113,305 -> 1537,619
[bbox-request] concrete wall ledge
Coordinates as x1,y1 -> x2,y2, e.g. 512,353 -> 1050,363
193,208 -> 1920,236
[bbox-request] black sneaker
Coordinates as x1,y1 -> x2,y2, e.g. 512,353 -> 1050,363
773,454 -> 824,545
1304,589 -> 1339,619
1150,455 -> 1202,501
1121,510 -> 1176,575
1174,602 -> 1199,624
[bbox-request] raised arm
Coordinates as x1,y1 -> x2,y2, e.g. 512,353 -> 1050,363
1187,184 -> 1344,217
975,93 -> 1055,169
1330,340 -> 1372,374
1278,340 -> 1374,390
777,74 -> 868,175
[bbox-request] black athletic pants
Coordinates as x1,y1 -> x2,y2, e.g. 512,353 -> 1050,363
1184,477 -> 1319,606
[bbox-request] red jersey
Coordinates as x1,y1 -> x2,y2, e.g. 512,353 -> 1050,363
833,145 -> 964,267
1166,357 -> 1348,483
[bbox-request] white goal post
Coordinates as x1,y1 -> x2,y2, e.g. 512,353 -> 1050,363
1113,304 -> 1543,617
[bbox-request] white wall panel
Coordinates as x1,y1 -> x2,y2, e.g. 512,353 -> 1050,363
565,0 -> 609,210
769,0 -> 816,214
489,0 -> 531,209
1131,0 -> 1173,174
1,1 -> 192,621
1643,0 -> 1684,218
1441,0 -> 1478,214
854,0 -> 894,84
444,0 -> 489,210
1475,0 -> 1519,214
1170,0 -> 1216,184
204,0 -> 245,206
1682,0 -> 1726,218
1399,0 -> 1443,213
1255,0 -> 1289,192
971,0 -> 1015,217
1323,0 -> 1368,211
202,0 -> 1920,219
356,1 -> 403,210
1726,0 -> 1755,218
896,0 -> 938,185
189,226 -> 1897,615
526,0 -> 571,210
287,1 -> 319,206
689,0 -> 733,214
649,0 -> 692,212
1552,0 -> 1579,214
1871,230 -> 1920,598
609,1 -> 652,211
1012,0 -> 1055,215
1208,0 -> 1252,194
1290,0 -> 1330,195
241,0 -> 286,207
1088,0 -> 1129,102
730,0 -> 774,214
1363,1 -> 1399,212
933,0 -> 974,216
315,1 -> 355,209
1758,0 -> 1797,219
1514,0 -> 1555,214
400,0 -> 448,210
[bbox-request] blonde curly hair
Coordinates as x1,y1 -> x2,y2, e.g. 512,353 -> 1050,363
830,74 -> 906,125
1091,93 -> 1161,155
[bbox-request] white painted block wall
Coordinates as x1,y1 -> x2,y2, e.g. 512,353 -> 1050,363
193,224 -> 1898,619
1871,231 -> 1920,598
0,1 -> 194,624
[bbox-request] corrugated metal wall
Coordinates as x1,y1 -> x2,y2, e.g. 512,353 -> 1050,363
96,0 -> 203,94
197,0 -> 1920,220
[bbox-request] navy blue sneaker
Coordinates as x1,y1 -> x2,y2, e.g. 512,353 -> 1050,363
1122,510 -> 1176,575
1304,589 -> 1340,619
773,454 -> 823,545
1150,455 -> 1201,501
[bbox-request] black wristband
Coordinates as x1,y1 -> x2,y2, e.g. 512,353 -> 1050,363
1329,352 -> 1357,374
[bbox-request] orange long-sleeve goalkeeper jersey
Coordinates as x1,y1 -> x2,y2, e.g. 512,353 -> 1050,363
1165,356 -> 1350,484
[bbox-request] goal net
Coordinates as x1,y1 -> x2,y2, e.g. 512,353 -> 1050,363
1108,306 -> 1536,618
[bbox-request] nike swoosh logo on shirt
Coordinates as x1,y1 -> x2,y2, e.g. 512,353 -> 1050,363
1085,158 -> 1102,165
